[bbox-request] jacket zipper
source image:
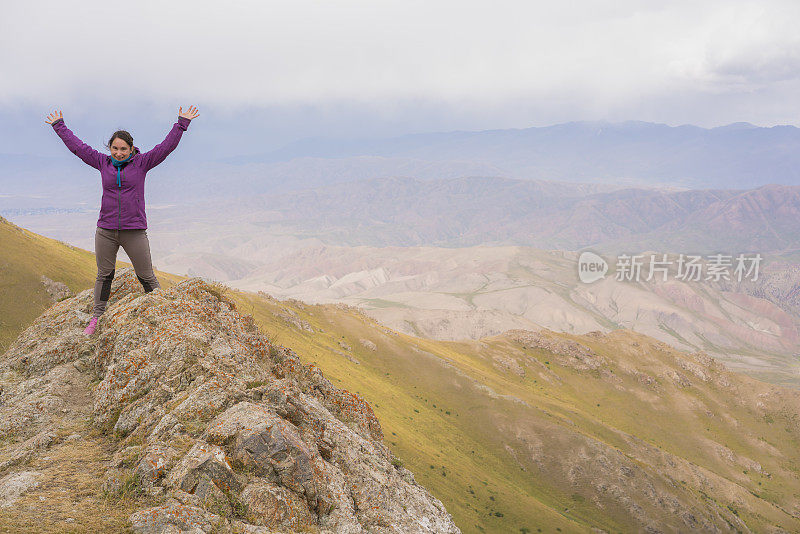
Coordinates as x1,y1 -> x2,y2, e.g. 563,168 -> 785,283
117,167 -> 123,230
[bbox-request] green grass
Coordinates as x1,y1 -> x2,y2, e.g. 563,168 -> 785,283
0,216 -> 96,350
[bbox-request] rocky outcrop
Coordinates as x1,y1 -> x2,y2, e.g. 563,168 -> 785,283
506,328 -> 608,371
40,275 -> 72,302
0,269 -> 459,533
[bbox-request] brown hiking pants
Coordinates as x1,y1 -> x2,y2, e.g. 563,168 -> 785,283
93,227 -> 160,317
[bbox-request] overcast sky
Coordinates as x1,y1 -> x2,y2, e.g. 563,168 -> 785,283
3,0 -> 800,158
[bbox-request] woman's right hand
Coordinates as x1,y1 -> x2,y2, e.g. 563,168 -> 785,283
45,110 -> 63,124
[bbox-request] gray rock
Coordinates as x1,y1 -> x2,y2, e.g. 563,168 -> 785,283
205,402 -> 322,511
40,275 -> 72,301
136,444 -> 179,488
240,481 -> 315,530
0,471 -> 41,508
129,500 -> 213,534
359,338 -> 377,351
166,442 -> 240,497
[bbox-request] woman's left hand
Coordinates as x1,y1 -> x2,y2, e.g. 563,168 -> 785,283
179,105 -> 200,120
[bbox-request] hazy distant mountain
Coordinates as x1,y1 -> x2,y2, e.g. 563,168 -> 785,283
9,161 -> 800,256
6,189 -> 800,384
8,119 -> 800,217
184,177 -> 800,255
597,184 -> 800,256
0,152 -> 624,212
225,120 -> 800,188
8,174 -> 800,272
217,242 -> 800,381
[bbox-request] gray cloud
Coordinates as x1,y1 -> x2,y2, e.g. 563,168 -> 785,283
2,0 -> 800,130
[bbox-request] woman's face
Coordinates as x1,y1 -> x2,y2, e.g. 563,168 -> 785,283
111,138 -> 132,161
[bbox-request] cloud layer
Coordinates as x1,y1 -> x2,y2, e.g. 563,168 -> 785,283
3,0 -> 800,129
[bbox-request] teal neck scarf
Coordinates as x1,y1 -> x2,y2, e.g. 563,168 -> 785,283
111,153 -> 133,187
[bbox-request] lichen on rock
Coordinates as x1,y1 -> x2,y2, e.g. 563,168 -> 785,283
1,268 -> 459,533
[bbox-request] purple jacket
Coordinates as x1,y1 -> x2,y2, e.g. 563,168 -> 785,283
51,115 -> 191,230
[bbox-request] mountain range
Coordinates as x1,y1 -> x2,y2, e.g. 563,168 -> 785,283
192,178 -> 800,255
222,120 -> 800,189
7,119 -> 800,214
5,176 -> 800,387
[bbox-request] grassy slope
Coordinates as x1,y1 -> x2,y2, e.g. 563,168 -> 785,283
3,217 -> 800,533
0,216 -> 93,351
0,216 -> 184,351
222,289 -> 800,533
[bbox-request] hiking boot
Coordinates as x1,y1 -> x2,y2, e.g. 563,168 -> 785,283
83,316 -> 99,335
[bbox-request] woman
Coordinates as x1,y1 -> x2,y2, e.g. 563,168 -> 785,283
45,106 -> 200,335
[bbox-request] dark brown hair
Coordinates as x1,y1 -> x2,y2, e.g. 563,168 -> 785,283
106,130 -> 135,153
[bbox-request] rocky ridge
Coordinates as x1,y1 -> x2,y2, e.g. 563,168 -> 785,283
0,269 -> 460,533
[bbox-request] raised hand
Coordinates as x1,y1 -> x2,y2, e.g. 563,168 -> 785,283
45,110 -> 63,125
179,105 -> 200,120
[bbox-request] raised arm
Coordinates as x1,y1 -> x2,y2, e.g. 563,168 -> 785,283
45,110 -> 104,170
140,105 -> 199,171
